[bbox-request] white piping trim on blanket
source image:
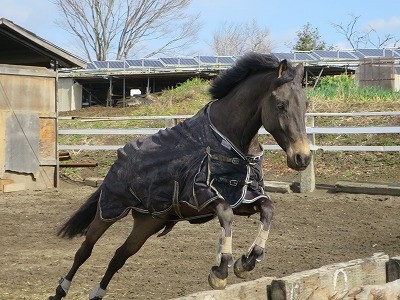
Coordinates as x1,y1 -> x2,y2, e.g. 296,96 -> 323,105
98,189 -> 131,222
207,102 -> 248,161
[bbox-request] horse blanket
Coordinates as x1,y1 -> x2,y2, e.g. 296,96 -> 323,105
98,101 -> 267,221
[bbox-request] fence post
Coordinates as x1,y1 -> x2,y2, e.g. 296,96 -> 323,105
300,115 -> 316,193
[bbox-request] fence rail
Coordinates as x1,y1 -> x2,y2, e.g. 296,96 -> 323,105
58,111 -> 400,192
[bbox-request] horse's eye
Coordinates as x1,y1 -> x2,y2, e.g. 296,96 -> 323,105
277,102 -> 285,111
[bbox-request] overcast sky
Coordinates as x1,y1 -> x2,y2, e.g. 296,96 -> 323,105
2,0 -> 400,59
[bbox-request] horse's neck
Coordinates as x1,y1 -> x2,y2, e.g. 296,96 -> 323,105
210,90 -> 263,154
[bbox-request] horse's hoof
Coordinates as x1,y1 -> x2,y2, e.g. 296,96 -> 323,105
208,271 -> 227,290
48,284 -> 67,300
234,256 -> 251,279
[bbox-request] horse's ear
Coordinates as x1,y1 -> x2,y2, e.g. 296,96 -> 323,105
277,60 -> 288,78
294,63 -> 304,83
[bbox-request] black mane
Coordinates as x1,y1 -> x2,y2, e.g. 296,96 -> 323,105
209,52 -> 295,100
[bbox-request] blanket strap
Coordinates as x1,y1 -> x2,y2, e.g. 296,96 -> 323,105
172,181 -> 183,219
210,153 -> 243,165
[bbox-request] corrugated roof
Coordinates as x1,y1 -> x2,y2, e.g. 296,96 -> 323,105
0,18 -> 86,68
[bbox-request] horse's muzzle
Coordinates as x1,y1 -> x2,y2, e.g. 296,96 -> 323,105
286,140 -> 312,171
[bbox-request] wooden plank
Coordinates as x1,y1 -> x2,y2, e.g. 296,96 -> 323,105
264,181 -> 292,194
269,253 -> 388,300
39,117 -> 56,165
0,111 -> 7,177
387,256 -> 400,282
173,276 -> 274,300
334,181 -> 400,196
0,179 -> 14,191
3,182 -> 25,193
349,279 -> 400,299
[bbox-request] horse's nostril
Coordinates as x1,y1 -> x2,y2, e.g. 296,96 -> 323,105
295,153 -> 304,167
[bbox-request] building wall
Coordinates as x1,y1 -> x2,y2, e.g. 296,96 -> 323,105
356,58 -> 399,92
58,78 -> 82,111
0,64 -> 57,190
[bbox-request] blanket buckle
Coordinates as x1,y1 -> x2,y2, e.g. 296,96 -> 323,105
231,158 -> 240,164
229,180 -> 238,186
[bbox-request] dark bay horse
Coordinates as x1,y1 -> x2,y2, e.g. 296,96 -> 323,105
49,53 -> 311,300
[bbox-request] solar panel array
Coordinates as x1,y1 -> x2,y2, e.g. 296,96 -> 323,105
312,50 -> 359,60
85,48 -> 400,70
159,57 -> 198,66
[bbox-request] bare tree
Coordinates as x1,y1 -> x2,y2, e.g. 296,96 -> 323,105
54,0 -> 200,61
332,14 -> 399,49
211,20 -> 272,55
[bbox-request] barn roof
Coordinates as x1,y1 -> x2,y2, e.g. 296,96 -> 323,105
0,18 -> 85,68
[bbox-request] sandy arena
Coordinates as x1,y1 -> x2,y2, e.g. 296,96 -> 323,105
1,182 -> 399,299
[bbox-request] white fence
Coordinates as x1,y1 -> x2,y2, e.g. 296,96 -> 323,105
58,111 -> 400,192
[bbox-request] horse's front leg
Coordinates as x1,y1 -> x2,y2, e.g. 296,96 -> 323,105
234,196 -> 274,278
208,199 -> 234,290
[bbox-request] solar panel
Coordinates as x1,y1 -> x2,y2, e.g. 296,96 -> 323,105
198,56 -> 217,64
292,53 -> 316,61
93,61 -> 108,68
338,51 -> 359,59
144,60 -> 164,67
216,56 -> 235,64
159,57 -> 178,65
106,61 -> 127,69
272,53 -> 295,61
126,59 -> 142,67
160,57 -> 199,66
86,62 -> 96,69
356,48 -> 399,58
126,59 -> 164,68
197,56 -> 235,65
312,50 -> 358,60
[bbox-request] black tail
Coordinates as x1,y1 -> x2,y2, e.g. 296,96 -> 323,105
57,187 -> 101,239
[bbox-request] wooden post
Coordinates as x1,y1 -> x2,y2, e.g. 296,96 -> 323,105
387,256 -> 400,282
300,115 -> 316,193
164,118 -> 175,128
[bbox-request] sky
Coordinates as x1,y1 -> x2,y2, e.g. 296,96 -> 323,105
2,0 -> 400,60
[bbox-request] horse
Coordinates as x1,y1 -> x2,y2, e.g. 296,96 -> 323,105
49,52 -> 311,300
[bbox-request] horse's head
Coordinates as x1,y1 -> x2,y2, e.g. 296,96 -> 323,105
261,60 -> 311,171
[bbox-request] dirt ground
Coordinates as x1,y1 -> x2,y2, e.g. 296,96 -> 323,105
1,181 -> 399,300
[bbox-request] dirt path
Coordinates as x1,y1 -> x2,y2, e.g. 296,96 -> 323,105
1,183 -> 399,299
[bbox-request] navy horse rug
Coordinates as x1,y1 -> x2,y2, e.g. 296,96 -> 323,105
98,101 -> 266,221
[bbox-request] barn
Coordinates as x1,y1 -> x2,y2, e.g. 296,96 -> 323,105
0,18 -> 85,191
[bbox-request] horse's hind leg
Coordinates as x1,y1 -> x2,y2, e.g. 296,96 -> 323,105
49,208 -> 113,300
88,213 -> 166,300
234,196 -> 274,278
208,199 -> 234,290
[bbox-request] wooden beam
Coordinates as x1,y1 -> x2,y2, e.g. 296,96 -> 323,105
349,279 -> 400,299
269,253 -> 389,300
334,181 -> 400,196
173,276 -> 274,300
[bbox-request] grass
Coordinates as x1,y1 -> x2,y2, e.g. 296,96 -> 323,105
306,74 -> 400,102
59,76 -> 400,185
